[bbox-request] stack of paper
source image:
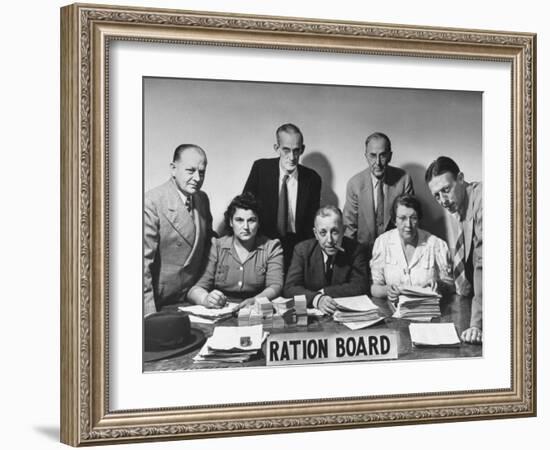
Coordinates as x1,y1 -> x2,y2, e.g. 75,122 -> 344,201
179,303 -> 239,324
332,295 -> 384,329
294,295 -> 308,326
193,325 -> 267,363
392,286 -> 441,321
409,323 -> 460,347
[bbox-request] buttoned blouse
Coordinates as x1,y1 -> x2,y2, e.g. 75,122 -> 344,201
370,228 -> 453,288
191,234 -> 284,301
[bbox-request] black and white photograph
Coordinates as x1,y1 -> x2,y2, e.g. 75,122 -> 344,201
142,77 -> 483,371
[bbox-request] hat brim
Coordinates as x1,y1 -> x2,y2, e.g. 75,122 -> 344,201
143,327 -> 206,363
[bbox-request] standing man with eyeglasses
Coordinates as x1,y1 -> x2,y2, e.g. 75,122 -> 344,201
343,132 -> 414,248
243,123 -> 321,270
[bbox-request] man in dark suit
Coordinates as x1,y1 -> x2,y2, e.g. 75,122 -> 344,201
143,144 -> 213,317
243,123 -> 321,269
284,206 -> 370,315
343,132 -> 414,247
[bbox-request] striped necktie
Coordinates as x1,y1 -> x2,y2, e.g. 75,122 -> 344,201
375,180 -> 385,236
453,221 -> 472,296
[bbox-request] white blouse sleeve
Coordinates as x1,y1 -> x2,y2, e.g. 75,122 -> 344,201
434,237 -> 454,289
369,235 -> 386,286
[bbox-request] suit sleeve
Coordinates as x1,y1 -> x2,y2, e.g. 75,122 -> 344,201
470,196 -> 483,329
343,179 -> 359,240
283,245 -> 320,307
324,245 -> 370,298
243,160 -> 259,197
143,195 -> 159,316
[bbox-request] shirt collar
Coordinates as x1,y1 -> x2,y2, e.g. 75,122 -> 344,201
279,163 -> 298,181
370,172 -> 384,187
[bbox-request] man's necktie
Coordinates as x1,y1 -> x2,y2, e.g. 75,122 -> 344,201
277,175 -> 289,237
325,256 -> 334,284
453,222 -> 472,296
375,180 -> 385,236
184,195 -> 193,212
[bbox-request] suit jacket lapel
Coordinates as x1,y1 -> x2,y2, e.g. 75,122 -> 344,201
332,249 -> 350,285
362,168 -> 376,237
311,244 -> 327,288
296,165 -> 309,232
463,184 -> 474,260
165,181 -> 195,248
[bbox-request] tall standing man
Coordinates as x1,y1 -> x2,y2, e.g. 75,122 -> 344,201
343,132 -> 414,247
243,123 -> 321,269
144,144 -> 213,317
426,156 -> 482,344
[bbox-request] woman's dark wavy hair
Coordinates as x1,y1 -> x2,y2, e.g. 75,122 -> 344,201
391,194 -> 423,224
223,192 -> 263,235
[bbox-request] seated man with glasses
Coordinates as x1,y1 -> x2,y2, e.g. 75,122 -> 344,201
243,123 -> 321,270
343,132 -> 414,248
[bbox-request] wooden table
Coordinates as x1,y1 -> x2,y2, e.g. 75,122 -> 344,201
144,295 -> 482,372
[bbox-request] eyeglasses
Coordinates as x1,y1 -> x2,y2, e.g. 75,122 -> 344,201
366,151 -> 391,162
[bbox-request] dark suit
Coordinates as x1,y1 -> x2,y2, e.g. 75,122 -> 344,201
243,158 -> 321,267
283,237 -> 370,307
143,179 -> 213,316
343,166 -> 414,247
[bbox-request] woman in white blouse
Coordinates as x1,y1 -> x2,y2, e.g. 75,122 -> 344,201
370,194 -> 454,302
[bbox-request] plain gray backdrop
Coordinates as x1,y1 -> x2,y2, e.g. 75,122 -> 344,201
144,77 -> 482,238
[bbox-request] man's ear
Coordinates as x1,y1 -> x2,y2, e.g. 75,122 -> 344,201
273,143 -> 279,153
300,145 -> 306,155
457,172 -> 465,183
169,161 -> 176,175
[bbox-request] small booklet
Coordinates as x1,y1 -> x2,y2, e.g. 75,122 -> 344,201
409,323 -> 461,347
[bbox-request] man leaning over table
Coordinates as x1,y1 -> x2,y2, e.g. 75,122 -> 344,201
143,144 -> 214,317
426,156 -> 483,345
283,205 -> 370,316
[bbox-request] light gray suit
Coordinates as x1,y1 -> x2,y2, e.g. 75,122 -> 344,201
143,179 -> 213,316
343,166 -> 414,247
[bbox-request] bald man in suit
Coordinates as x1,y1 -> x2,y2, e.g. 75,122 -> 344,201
143,144 -> 213,316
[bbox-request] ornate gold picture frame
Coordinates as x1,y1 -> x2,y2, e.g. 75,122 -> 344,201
60,3 -> 536,446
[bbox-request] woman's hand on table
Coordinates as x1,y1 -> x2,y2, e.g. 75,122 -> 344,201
387,284 -> 401,302
204,290 -> 227,309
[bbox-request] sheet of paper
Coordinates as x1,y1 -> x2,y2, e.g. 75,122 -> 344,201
208,325 -> 264,351
334,295 -> 377,312
179,303 -> 239,318
307,308 -> 324,317
188,315 -> 216,324
399,286 -> 441,298
409,323 -> 460,346
342,317 -> 385,330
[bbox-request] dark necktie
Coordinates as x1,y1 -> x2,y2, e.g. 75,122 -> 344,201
325,256 -> 334,284
277,175 -> 289,237
184,195 -> 193,212
375,180 -> 385,236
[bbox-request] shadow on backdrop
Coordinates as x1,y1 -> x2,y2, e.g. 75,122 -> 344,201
402,162 -> 447,241
302,151 -> 339,209
33,425 -> 59,441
